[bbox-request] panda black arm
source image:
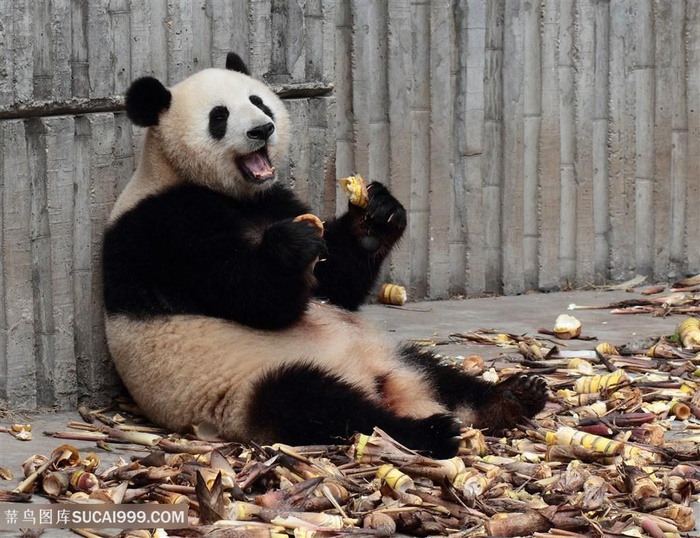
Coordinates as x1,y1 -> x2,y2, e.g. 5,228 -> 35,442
313,182 -> 406,310
103,185 -> 324,330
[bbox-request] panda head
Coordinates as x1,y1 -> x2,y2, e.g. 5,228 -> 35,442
125,53 -> 290,198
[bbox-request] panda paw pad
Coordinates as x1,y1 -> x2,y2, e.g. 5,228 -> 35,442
366,182 -> 407,233
497,374 -> 549,417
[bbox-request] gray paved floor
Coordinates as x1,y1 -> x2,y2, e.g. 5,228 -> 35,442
0,290 -> 688,536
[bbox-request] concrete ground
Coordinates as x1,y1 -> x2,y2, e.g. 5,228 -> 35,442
0,289 -> 689,536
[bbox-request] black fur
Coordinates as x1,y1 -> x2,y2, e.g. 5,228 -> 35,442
248,362 -> 462,458
314,182 -> 406,309
246,122 -> 275,141
208,106 -> 229,140
225,52 -> 251,75
103,181 -> 403,329
249,95 -> 274,120
399,344 -> 548,434
125,77 -> 172,127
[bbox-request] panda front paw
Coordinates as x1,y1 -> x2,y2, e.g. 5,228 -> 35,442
263,219 -> 327,273
365,182 -> 407,235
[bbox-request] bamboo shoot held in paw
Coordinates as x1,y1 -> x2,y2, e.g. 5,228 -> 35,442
293,213 -> 324,237
339,175 -> 369,208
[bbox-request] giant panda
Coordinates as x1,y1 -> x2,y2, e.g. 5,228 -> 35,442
102,53 -> 548,459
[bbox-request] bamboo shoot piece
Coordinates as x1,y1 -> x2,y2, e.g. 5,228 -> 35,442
378,283 -> 407,306
339,175 -> 369,208
293,213 -> 324,237
553,314 -> 582,340
677,317 -> 700,348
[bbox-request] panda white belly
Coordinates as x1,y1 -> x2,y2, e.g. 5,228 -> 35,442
105,302 -> 447,443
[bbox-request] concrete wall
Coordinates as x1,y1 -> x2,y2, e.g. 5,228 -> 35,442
0,0 -> 698,409
338,0 -> 700,298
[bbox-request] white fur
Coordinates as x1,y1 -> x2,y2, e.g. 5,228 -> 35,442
106,303 -> 450,442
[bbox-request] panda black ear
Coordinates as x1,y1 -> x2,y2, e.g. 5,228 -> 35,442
125,77 -> 172,127
225,52 -> 251,76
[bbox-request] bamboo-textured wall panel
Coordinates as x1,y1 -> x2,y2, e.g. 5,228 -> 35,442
340,0 -> 699,298
0,0 -> 699,409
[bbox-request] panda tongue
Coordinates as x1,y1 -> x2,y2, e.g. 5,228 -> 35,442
241,150 -> 275,181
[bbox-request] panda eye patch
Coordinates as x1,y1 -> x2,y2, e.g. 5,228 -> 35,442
209,105 -> 229,140
249,95 -> 274,120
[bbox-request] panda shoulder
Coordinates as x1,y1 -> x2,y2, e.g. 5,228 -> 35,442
111,184 -> 233,227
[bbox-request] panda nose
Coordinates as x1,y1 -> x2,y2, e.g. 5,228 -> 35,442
247,122 -> 275,141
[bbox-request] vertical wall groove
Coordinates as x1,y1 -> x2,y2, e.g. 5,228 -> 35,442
539,0 -> 561,291
686,1 -> 700,271
558,0 -> 576,285
482,0 -> 504,294
408,0 -> 431,298
387,0 -> 413,289
450,0 -> 468,296
592,0 -> 610,282
26,117 -> 55,408
634,0 -> 656,276
669,0 -> 688,276
522,0 -> 541,290
427,0 -> 453,298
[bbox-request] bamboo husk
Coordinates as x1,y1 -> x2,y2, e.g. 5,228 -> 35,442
22,454 -> 49,477
70,470 -> 100,493
462,354 -> 485,375
484,510 -> 552,536
650,504 -> 696,531
42,471 -> 69,496
363,511 -> 396,536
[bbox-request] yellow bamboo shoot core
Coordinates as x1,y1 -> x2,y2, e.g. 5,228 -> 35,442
546,426 -> 624,455
339,175 -> 369,208
376,464 -> 414,492
546,426 -> 657,462
553,314 -> 582,339
378,283 -> 407,305
677,317 -> 700,348
574,369 -> 629,394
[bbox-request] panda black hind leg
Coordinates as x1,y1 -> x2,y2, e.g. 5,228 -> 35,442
399,345 -> 549,434
247,362 -> 462,459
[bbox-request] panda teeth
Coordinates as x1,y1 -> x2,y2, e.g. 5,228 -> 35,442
237,148 -> 276,183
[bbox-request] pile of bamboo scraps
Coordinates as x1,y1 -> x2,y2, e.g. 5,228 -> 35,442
0,318 -> 698,537
570,274 -> 700,316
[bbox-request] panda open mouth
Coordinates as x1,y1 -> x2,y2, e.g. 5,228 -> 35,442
236,148 -> 276,183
